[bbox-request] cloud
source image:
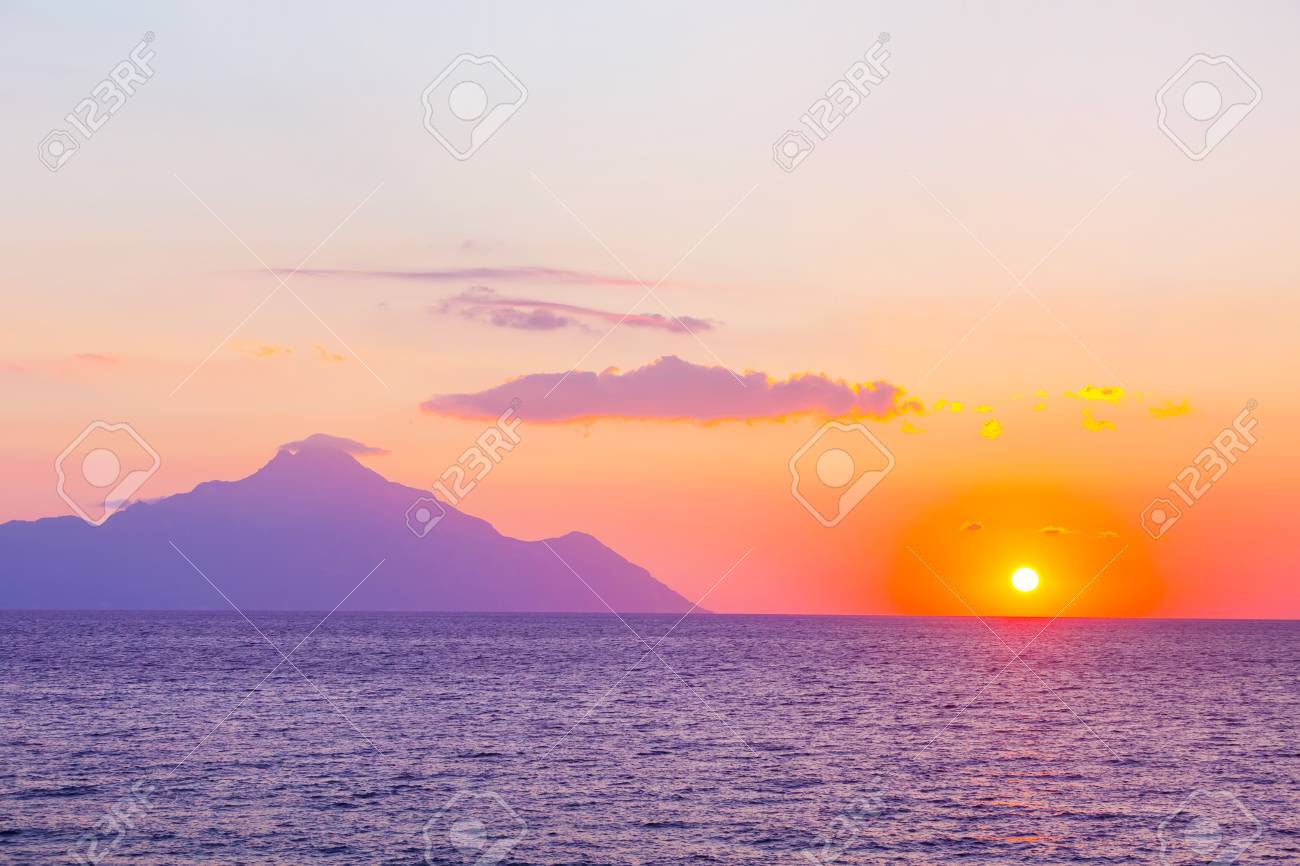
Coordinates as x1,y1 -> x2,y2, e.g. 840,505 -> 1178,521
279,434 -> 389,456
979,419 -> 1002,440
238,343 -> 292,359
959,521 -> 983,532
421,355 -> 920,424
315,345 -> 347,363
1081,409 -> 1115,432
436,287 -> 716,334
1039,525 -> 1083,536
1068,384 -> 1125,403
900,419 -> 925,434
1096,530 -> 1119,539
276,265 -> 667,289
1150,400 -> 1190,418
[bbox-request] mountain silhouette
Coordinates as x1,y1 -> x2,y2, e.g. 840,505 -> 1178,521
0,437 -> 694,612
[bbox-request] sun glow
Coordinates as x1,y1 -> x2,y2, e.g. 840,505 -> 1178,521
1011,567 -> 1040,592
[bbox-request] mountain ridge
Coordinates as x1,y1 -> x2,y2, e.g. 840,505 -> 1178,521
0,438 -> 695,613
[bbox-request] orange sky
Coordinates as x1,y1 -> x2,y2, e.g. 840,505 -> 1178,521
4,3 -> 1298,617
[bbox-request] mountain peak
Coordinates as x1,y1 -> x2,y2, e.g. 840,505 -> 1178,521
0,435 -> 694,613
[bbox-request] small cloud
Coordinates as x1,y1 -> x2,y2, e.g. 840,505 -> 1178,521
1096,530 -> 1119,539
1032,402 -> 1046,411
239,343 -> 292,359
1033,389 -> 1047,399
279,433 -> 388,456
73,353 -> 119,365
980,419 -> 1002,440
1039,525 -> 1083,536
959,521 -> 983,532
948,401 -> 964,413
315,345 -> 348,363
1068,384 -> 1125,403
975,405 -> 993,413
1150,399 -> 1190,418
900,419 -> 926,434
1082,409 -> 1115,432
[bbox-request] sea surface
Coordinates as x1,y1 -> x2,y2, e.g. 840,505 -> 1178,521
1,612 -> 1297,865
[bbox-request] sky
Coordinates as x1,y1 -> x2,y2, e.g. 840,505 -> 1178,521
3,1 -> 1298,617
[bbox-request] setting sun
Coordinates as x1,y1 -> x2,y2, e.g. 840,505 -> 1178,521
1012,567 -> 1040,593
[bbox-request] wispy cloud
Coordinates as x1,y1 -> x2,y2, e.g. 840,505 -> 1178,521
279,433 -> 388,456
1039,525 -> 1083,536
237,343 -> 292,359
273,265 -> 672,289
436,287 -> 716,334
315,345 -> 348,362
73,353 -> 119,365
959,521 -> 983,531
421,355 -> 919,424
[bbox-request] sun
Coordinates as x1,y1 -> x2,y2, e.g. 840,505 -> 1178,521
1011,567 -> 1039,592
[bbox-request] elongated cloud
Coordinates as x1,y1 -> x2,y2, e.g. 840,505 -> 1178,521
74,353 -> 119,365
437,287 -> 715,334
421,356 -> 918,423
275,265 -> 661,289
238,343 -> 292,359
279,434 -> 389,456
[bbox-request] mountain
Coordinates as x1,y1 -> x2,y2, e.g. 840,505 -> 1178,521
0,438 -> 694,613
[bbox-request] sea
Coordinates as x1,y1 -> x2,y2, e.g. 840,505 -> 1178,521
1,612 -> 1296,865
